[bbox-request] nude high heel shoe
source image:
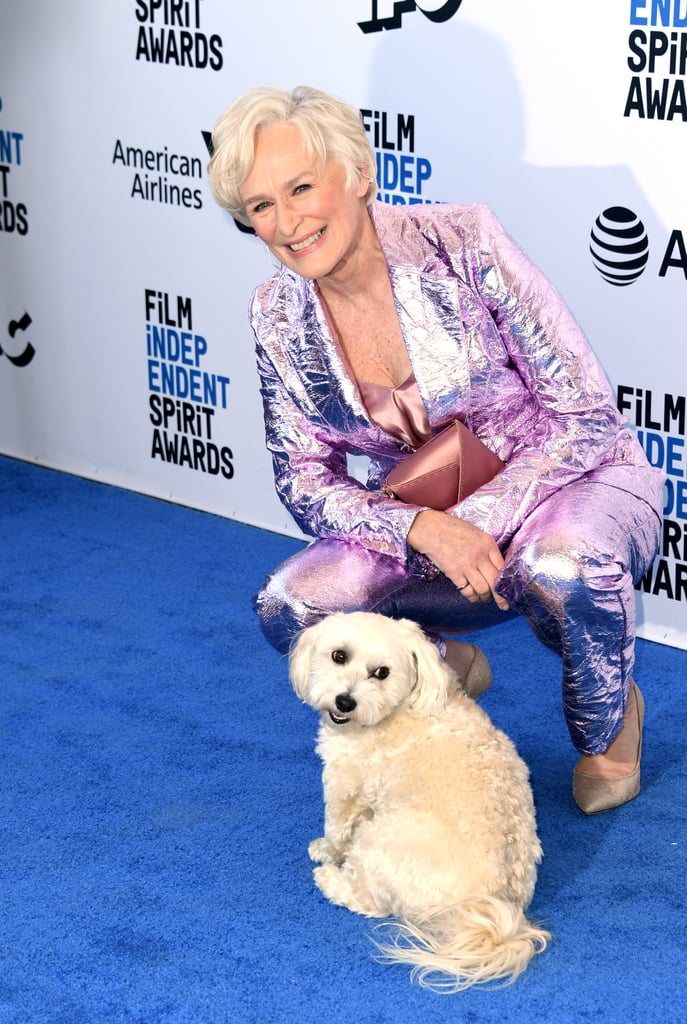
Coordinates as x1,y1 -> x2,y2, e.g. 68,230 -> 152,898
462,646 -> 493,699
444,640 -> 493,699
573,683 -> 644,815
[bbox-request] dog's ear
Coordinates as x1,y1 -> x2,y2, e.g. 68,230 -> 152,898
288,622 -> 321,700
402,623 -> 453,717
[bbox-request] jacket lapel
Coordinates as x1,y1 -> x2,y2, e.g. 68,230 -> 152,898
284,276 -> 402,454
388,263 -> 472,431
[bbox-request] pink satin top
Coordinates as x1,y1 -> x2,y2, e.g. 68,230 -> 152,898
358,374 -> 432,449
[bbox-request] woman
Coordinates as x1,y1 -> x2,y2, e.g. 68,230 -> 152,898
208,85 -> 664,814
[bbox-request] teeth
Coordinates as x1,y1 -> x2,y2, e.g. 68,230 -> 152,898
290,229 -> 324,252
329,710 -> 350,725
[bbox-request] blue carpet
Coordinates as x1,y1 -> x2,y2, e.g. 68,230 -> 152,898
0,454 -> 685,1024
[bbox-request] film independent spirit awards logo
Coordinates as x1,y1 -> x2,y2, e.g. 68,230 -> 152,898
358,0 -> 463,33
1,95 -> 35,368
589,207 -> 649,286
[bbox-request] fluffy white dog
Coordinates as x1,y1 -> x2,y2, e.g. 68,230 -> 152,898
289,611 -> 550,993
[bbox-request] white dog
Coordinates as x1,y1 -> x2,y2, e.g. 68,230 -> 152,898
289,611 -> 550,993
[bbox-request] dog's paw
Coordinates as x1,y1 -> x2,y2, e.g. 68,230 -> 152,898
308,837 -> 335,864
313,865 -> 384,917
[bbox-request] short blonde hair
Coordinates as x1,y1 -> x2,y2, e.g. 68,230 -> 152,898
207,85 -> 377,225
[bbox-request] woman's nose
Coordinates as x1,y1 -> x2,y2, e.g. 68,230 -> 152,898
275,200 -> 300,238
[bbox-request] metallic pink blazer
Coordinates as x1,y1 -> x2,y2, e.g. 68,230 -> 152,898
249,202 -> 664,561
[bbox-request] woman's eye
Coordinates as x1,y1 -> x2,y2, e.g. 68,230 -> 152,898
294,183 -> 311,196
252,200 -> 271,214
332,649 -> 348,665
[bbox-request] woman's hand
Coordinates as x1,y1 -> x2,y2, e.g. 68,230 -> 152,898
407,509 -> 510,611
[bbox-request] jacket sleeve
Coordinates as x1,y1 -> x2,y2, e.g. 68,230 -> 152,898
250,289 -> 423,564
453,205 -> 637,547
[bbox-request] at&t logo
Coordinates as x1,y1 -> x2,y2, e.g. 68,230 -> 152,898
590,207 -> 649,286
358,0 -> 463,33
590,206 -> 687,286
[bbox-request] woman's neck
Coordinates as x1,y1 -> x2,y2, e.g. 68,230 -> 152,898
316,213 -> 387,306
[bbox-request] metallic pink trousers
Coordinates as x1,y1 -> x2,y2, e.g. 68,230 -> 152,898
254,477 -> 661,755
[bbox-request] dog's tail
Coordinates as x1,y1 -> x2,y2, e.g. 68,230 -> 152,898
371,895 -> 550,993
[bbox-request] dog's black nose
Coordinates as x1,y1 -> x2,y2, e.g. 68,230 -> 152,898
335,694 -> 357,713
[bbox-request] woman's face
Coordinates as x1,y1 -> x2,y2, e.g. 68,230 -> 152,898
239,122 -> 371,282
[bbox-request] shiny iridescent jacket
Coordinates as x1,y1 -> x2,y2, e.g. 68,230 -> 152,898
249,202 -> 663,566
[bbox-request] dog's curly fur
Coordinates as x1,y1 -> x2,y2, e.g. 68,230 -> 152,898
289,611 -> 550,993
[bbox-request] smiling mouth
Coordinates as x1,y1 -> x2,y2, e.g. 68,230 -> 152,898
328,710 -> 350,725
290,228 -> 325,252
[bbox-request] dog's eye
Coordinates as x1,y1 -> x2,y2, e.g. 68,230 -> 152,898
331,649 -> 348,665
372,666 -> 390,680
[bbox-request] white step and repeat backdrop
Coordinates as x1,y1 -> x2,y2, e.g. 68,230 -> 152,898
1,0 -> 685,648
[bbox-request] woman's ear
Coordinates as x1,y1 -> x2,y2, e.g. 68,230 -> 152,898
356,166 -> 374,198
